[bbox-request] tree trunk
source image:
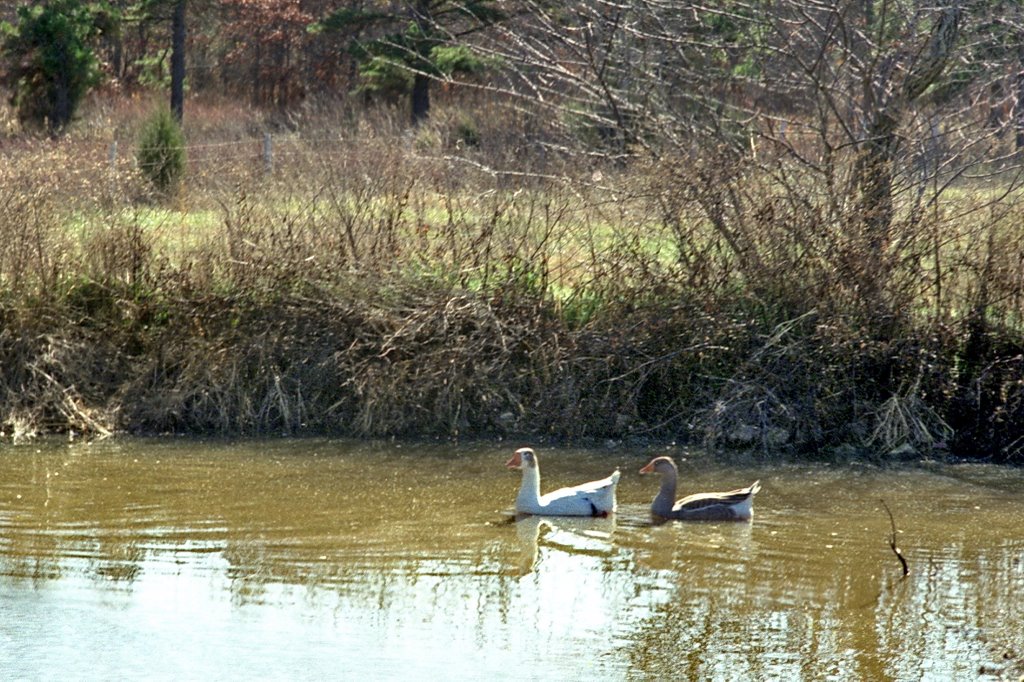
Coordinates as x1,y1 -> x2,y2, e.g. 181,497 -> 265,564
1016,44 -> 1024,150
51,45 -> 72,134
410,0 -> 433,125
52,78 -> 71,133
852,3 -> 960,306
252,41 -> 262,106
170,0 -> 186,122
411,73 -> 430,124
112,32 -> 124,82
986,79 -> 1007,131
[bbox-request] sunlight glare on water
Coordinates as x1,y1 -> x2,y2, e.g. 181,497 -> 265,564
1,439 -> 1023,680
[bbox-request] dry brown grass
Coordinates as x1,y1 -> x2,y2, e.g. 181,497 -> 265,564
2,92 -> 1024,461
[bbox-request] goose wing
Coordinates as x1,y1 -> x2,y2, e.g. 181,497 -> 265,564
538,470 -> 620,515
674,480 -> 760,512
564,469 -> 621,495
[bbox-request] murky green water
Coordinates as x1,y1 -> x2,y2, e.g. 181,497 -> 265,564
1,439 -> 1022,680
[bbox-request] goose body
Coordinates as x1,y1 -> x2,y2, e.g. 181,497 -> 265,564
639,456 -> 761,521
507,447 -> 620,517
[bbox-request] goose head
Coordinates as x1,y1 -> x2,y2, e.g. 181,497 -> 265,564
506,447 -> 538,470
639,456 -> 677,476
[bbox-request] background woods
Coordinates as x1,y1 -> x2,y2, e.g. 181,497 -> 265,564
3,1 -> 1024,462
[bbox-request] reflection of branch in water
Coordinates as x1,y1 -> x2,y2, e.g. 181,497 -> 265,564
880,499 -> 909,578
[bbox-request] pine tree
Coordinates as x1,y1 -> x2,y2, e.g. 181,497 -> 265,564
0,1 -> 117,134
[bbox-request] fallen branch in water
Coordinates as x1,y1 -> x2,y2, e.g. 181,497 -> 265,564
881,499 -> 909,577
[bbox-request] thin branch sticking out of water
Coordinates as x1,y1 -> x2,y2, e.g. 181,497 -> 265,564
881,499 -> 910,577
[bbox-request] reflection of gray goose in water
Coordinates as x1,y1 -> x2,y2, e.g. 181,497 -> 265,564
506,447 -> 620,517
639,456 -> 761,521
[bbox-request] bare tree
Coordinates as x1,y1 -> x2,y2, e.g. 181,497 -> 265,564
472,0 -> 1023,326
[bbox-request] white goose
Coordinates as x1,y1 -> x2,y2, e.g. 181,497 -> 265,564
506,447 -> 620,517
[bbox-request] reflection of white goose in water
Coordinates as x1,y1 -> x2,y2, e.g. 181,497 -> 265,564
514,514 -> 617,575
506,447 -> 620,517
639,456 -> 761,521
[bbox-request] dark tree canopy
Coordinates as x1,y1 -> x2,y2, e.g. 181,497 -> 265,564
315,0 -> 504,124
0,0 -> 116,133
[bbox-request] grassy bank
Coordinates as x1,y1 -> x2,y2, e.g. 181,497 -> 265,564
2,95 -> 1024,463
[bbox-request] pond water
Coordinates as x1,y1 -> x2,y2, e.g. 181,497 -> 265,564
0,439 -> 1022,680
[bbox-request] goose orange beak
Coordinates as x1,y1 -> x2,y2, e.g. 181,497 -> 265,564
639,461 -> 655,474
506,451 -> 522,469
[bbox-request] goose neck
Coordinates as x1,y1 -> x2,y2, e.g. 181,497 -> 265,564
516,464 -> 542,507
651,469 -> 678,516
